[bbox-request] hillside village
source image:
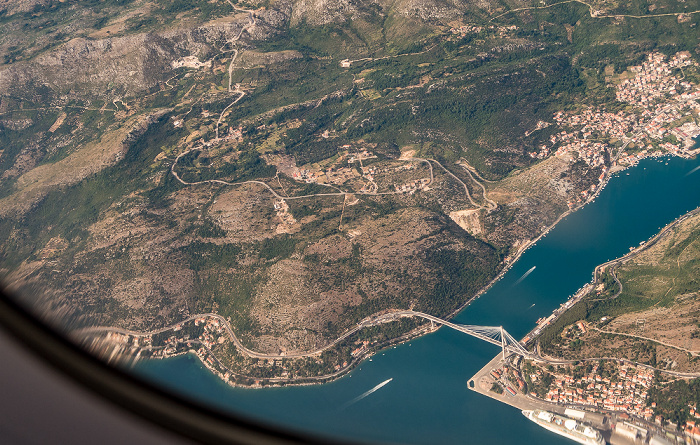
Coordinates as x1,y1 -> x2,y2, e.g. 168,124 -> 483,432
483,351 -> 700,443
535,52 -> 700,173
291,146 -> 432,195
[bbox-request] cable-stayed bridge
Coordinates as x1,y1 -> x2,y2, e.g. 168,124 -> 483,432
374,310 -> 535,359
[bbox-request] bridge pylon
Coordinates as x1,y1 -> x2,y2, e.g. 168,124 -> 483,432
500,326 -> 506,360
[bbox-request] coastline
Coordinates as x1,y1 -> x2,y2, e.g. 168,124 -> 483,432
86,151 -> 697,389
135,322 -> 441,389
113,158 -> 603,388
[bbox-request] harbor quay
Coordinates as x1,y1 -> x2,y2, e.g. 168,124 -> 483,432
468,352 -> 691,445
469,354 -> 609,429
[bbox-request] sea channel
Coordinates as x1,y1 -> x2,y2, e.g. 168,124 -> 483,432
134,154 -> 700,445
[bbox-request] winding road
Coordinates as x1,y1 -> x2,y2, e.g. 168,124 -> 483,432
489,0 -> 700,22
171,148 -> 482,205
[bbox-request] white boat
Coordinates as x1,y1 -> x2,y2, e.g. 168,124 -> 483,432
523,409 -> 605,445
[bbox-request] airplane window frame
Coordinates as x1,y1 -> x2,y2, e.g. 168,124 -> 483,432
0,287 -> 356,445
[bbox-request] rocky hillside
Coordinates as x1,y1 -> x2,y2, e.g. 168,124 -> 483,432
0,0 -> 512,102
282,0 -> 469,25
0,9 -> 286,100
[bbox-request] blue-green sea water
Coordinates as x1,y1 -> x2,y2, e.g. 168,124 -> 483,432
133,155 -> 700,444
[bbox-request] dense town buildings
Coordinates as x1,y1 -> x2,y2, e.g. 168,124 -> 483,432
536,52 -> 700,172
534,362 -> 655,421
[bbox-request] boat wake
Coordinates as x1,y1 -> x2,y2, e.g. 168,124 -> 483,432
340,378 -> 393,410
685,165 -> 700,177
513,266 -> 536,286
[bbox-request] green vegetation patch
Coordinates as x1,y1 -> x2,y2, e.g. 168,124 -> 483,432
649,378 -> 700,426
0,113 -> 184,269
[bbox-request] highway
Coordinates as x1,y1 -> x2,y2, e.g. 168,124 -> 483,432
489,0 -> 700,22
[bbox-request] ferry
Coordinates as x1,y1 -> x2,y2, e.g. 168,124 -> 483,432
522,410 -> 605,445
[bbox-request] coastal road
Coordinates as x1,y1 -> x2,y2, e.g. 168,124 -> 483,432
75,308 -> 535,363
589,204 -> 700,302
76,311 -> 414,360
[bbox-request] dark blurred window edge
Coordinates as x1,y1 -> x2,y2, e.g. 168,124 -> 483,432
0,285 -> 356,445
